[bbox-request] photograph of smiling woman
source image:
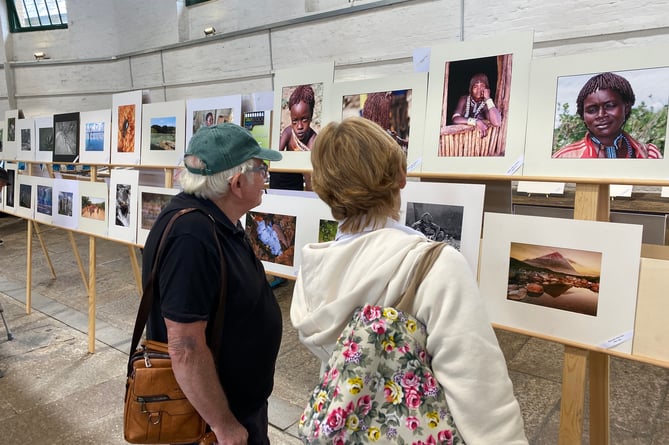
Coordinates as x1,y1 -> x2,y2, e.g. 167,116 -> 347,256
551,71 -> 665,159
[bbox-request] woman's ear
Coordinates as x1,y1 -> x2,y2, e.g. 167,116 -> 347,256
399,172 -> 407,189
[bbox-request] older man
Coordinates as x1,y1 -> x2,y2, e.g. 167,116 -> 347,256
141,123 -> 282,445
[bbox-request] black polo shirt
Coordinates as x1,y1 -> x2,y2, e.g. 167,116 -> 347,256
143,192 -> 282,419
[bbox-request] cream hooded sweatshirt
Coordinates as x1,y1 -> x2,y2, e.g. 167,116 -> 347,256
290,221 -> 528,444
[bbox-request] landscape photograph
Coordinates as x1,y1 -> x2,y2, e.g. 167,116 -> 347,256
150,116 -> 177,151
508,242 -> 602,316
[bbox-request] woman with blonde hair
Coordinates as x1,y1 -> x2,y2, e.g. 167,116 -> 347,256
291,117 -> 527,444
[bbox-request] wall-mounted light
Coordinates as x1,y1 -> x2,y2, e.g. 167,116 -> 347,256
203,26 -> 216,36
33,51 -> 48,60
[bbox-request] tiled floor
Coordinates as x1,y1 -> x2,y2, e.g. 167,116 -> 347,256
0,214 -> 668,444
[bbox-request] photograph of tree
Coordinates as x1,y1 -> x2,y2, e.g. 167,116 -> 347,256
150,116 -> 177,151
245,211 -> 296,266
405,202 -> 463,250
508,242 -> 602,316
551,67 -> 669,158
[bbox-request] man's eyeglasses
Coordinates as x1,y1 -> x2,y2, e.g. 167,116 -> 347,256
247,163 -> 269,178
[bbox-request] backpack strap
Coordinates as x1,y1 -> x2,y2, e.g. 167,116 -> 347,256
395,241 -> 446,313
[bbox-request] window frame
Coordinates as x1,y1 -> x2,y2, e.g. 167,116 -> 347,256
6,0 -> 68,33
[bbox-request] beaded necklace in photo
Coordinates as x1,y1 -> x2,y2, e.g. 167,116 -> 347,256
591,133 -> 634,158
464,95 -> 486,119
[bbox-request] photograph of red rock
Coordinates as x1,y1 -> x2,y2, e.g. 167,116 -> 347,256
508,242 -> 602,316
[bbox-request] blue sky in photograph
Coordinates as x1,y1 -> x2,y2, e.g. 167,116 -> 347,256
150,116 -> 177,127
553,66 -> 669,128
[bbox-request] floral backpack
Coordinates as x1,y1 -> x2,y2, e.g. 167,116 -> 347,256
298,242 -> 466,445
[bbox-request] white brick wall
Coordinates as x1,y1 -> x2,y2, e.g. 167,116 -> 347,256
0,0 -> 668,116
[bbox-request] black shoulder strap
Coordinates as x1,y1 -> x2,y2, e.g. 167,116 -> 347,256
127,207 -> 228,376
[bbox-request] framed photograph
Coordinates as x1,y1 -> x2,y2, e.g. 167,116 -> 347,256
524,44 -> 669,180
1,164 -> 17,214
15,118 -> 35,162
247,191 -> 332,277
136,185 -> 179,245
422,32 -> 533,175
479,212 -> 643,353
52,178 -> 79,229
111,90 -> 144,165
78,109 -> 112,165
33,175 -> 54,225
243,110 -> 271,149
141,100 -> 186,167
77,181 -> 109,237
271,62 -> 334,171
401,181 -> 485,275
2,110 -> 21,160
108,168 -> 140,243
185,95 -> 242,147
15,174 -> 34,219
34,116 -> 54,163
329,73 -> 428,174
52,112 -> 81,164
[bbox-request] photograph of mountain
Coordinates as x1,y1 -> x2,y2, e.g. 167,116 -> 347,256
508,242 -> 602,316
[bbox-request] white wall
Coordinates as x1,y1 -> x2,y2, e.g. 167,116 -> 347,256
0,0 -> 668,117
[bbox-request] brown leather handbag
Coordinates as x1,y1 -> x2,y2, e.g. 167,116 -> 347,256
124,208 -> 224,444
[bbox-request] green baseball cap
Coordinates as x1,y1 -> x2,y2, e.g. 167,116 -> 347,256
184,123 -> 281,175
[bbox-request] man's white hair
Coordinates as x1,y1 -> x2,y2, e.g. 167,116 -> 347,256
178,156 -> 256,200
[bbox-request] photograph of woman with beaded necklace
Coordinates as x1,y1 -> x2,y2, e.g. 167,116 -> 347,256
439,54 -> 512,157
552,70 -> 666,159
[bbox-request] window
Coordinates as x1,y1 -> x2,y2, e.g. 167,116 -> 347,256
7,0 -> 68,32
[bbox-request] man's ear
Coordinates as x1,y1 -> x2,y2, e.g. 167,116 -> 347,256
228,173 -> 243,198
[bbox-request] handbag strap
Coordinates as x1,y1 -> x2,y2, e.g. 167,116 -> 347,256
395,241 -> 446,313
127,207 -> 228,376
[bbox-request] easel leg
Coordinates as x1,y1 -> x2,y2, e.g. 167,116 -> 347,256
31,221 -> 56,279
68,232 -> 89,294
128,246 -> 142,297
88,236 -> 96,353
559,345 -> 588,444
589,351 -> 610,444
26,220 -> 32,314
